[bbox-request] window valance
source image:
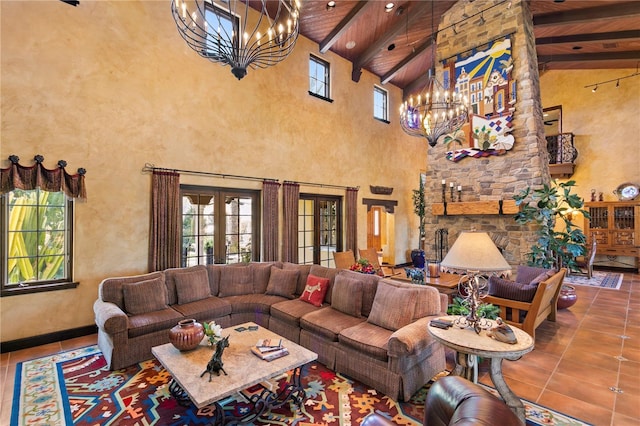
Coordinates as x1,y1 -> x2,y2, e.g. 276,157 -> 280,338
0,154 -> 87,200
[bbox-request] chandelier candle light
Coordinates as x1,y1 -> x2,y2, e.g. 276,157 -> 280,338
171,0 -> 301,80
399,68 -> 469,147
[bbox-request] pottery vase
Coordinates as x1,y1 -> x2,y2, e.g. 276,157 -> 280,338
411,249 -> 426,269
557,285 -> 577,309
168,319 -> 205,351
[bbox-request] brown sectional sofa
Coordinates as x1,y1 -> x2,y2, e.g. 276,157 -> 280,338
94,262 -> 447,401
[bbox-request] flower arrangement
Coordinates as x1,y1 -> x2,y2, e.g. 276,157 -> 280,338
350,258 -> 376,274
203,320 -> 223,346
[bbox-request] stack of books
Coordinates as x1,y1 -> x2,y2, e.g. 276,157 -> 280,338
251,338 -> 289,361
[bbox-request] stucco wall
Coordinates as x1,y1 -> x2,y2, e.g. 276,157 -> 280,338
0,0 -> 424,342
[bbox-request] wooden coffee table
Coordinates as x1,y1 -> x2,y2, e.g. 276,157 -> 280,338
428,315 -> 534,423
152,322 -> 317,424
392,271 -> 464,301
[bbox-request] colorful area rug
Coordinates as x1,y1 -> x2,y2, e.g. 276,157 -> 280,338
564,271 -> 623,289
12,345 -> 592,426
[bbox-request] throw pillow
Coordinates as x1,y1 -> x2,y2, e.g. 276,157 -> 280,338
123,277 -> 168,315
368,281 -> 417,331
299,274 -> 330,307
265,267 -> 300,299
530,269 -> 556,285
488,275 -> 538,302
174,268 -> 211,304
218,266 -> 253,297
331,275 -> 363,317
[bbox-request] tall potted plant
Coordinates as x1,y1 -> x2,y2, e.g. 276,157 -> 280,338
514,180 -> 589,271
411,176 -> 426,268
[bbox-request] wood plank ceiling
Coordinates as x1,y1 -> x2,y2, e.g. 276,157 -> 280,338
297,0 -> 640,95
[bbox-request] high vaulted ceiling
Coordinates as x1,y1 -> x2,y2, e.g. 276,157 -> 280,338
298,0 -> 640,95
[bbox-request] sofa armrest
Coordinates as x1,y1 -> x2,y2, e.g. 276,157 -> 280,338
439,293 -> 448,315
387,317 -> 434,356
94,299 -> 128,334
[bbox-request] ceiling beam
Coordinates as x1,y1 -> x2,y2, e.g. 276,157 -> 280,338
536,30 -> 640,46
533,2 -> 640,27
319,1 -> 372,54
381,37 -> 434,85
352,0 -> 432,83
538,51 -> 640,63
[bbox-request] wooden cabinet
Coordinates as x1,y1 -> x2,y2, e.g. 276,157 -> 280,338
584,201 -> 640,271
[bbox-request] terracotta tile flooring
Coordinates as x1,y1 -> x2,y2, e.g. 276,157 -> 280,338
1,271 -> 638,425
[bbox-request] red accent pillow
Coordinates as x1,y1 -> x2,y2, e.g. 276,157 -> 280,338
299,274 -> 330,307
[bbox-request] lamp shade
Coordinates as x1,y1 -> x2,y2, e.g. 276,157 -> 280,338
440,231 -> 511,273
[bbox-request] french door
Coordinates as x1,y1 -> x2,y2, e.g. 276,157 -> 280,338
298,194 -> 342,266
181,185 -> 260,265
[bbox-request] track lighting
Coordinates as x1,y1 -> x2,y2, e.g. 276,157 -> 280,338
592,85 -> 598,93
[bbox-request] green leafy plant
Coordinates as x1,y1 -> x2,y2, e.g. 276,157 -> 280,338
412,176 -> 426,242
514,180 -> 589,271
447,296 -> 500,320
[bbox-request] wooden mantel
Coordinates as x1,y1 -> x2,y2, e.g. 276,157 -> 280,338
432,200 -> 519,216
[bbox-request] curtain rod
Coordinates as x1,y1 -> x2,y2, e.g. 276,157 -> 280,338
142,163 -> 278,183
284,180 -> 359,191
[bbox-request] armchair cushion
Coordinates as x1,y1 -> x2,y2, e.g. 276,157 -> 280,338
123,277 -> 168,315
488,275 -> 538,302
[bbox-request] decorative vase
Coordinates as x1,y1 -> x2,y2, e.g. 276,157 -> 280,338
557,285 -> 577,309
411,249 -> 426,269
168,319 -> 205,351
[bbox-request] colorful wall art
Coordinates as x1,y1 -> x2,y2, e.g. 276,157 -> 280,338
443,36 -> 516,162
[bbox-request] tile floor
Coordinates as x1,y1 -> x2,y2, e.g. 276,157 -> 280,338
1,271 -> 638,425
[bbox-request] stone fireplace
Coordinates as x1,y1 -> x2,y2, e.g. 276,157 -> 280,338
421,0 -> 549,268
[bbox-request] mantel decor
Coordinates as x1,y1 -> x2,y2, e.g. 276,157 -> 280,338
171,0 -> 300,80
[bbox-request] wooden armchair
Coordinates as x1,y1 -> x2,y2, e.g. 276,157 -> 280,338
574,239 -> 597,278
484,268 -> 566,340
333,250 -> 355,270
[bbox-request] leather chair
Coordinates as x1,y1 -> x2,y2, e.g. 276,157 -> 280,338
361,376 -> 522,426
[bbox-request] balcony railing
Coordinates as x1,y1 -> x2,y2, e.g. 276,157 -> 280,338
546,132 -> 577,177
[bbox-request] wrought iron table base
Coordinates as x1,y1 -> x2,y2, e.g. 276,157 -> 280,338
168,366 -> 306,425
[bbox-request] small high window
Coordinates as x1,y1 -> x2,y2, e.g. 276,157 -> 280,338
373,86 -> 389,123
309,55 -> 331,101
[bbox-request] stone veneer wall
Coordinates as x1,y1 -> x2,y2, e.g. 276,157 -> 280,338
423,0 -> 548,266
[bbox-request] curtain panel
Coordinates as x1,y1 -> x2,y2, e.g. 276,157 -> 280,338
262,180 -> 280,261
0,155 -> 87,200
345,187 -> 358,253
148,170 -> 181,272
282,182 -> 299,263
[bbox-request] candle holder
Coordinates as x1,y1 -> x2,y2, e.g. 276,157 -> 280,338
441,183 -> 446,203
450,186 -> 455,202
427,259 -> 440,278
457,189 -> 462,202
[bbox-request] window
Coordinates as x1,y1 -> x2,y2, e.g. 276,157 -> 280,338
2,188 -> 75,295
298,194 -> 342,266
204,3 -> 239,60
309,55 -> 331,101
181,186 -> 260,265
373,86 -> 389,123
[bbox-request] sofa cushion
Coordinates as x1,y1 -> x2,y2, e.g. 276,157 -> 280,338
173,267 -> 211,304
331,275 -> 363,318
223,293 -> 287,314
171,296 -> 232,321
283,262 -> 313,296
309,265 -> 340,304
265,266 -> 299,299
205,265 -> 221,296
218,265 -> 253,297
122,277 -> 168,315
367,281 -> 417,331
99,271 -> 165,311
299,274 -> 330,307
271,299 -> 323,324
488,276 -> 538,302
337,269 -> 380,317
127,307 -> 183,338
300,307 -> 366,341
339,321 -> 392,362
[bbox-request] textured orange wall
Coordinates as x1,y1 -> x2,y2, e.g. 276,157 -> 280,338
0,1 -> 425,341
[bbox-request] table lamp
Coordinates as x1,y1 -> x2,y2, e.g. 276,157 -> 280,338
440,231 -> 511,333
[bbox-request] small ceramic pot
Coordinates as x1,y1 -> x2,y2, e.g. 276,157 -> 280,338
168,319 -> 205,351
557,284 -> 577,309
